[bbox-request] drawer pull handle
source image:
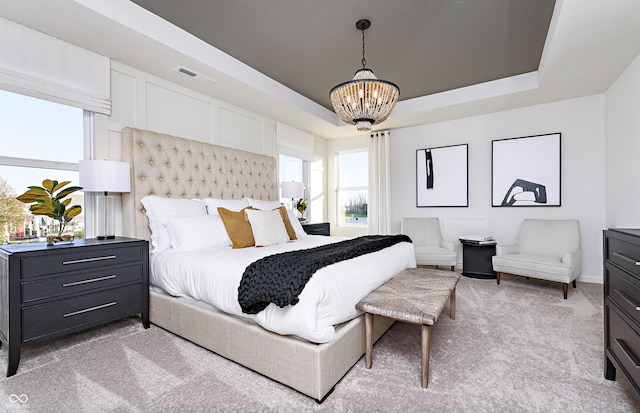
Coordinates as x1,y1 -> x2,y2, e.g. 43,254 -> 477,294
62,255 -> 116,265
615,338 -> 640,367
62,275 -> 116,288
613,252 -> 640,266
63,302 -> 117,318
614,289 -> 640,311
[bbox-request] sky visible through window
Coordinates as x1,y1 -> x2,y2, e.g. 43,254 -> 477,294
339,151 -> 367,187
0,90 -> 83,195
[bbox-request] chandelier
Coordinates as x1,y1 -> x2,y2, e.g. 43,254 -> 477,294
330,19 -> 400,131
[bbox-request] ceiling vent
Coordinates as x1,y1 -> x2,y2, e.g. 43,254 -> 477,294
174,66 -> 215,85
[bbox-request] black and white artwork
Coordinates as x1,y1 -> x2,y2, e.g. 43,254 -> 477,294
416,144 -> 468,207
491,133 -> 561,207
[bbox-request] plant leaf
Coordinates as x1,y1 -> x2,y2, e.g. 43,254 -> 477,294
55,186 -> 82,200
51,181 -> 71,193
42,179 -> 55,192
66,205 -> 82,219
16,188 -> 49,203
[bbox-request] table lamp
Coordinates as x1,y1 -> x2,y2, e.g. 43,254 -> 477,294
79,160 -> 131,239
281,181 -> 305,211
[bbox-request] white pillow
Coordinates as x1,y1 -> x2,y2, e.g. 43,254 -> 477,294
167,215 -> 231,251
245,208 -> 290,247
204,198 -> 250,214
141,195 -> 207,252
287,208 -> 308,238
245,198 -> 283,211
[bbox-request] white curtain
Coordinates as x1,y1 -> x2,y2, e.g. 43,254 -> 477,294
0,17 -> 111,114
368,130 -> 391,235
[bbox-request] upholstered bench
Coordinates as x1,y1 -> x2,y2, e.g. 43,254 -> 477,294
356,267 -> 461,388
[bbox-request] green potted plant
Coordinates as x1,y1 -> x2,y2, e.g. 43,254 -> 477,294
16,179 -> 83,245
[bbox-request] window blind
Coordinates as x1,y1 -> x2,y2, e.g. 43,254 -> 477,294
276,122 -> 314,160
0,17 -> 110,114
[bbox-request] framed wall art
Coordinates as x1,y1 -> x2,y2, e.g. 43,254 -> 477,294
416,143 -> 468,207
491,132 -> 561,207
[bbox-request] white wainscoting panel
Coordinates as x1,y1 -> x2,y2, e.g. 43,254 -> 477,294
146,82 -> 213,142
443,216 -> 490,264
219,108 -> 264,153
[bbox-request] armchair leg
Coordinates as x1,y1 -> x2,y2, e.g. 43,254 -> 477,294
563,283 -> 568,299
572,280 -> 576,288
450,265 -> 454,271
496,272 -> 501,285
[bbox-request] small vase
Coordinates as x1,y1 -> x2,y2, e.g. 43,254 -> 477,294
47,233 -> 74,246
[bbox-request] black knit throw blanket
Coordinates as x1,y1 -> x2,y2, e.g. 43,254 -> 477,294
238,234 -> 412,314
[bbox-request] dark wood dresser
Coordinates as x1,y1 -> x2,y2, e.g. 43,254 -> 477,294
603,228 -> 640,401
0,237 -> 149,376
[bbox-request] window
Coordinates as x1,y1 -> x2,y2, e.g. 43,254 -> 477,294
0,90 -> 86,244
336,150 -> 368,226
279,153 -> 304,206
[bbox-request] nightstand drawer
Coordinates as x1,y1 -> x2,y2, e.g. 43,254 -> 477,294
22,283 -> 142,342
20,244 -> 144,278
607,237 -> 640,278
606,263 -> 640,326
607,305 -> 640,387
302,222 -> 330,236
21,263 -> 143,303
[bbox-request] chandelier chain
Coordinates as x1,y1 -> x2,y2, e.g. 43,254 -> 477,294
361,27 -> 367,69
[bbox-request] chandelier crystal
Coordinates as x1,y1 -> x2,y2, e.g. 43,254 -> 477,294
330,19 -> 400,131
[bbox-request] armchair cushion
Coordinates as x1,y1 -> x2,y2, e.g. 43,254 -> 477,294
492,253 -> 574,282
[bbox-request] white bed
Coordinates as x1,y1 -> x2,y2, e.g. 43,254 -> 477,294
120,127 -> 415,401
152,236 -> 415,343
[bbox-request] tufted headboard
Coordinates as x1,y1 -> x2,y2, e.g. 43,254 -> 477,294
121,127 -> 278,241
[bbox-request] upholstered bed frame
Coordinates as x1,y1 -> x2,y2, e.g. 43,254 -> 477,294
120,127 -> 393,401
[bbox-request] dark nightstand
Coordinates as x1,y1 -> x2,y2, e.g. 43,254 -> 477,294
0,237 -> 149,377
459,240 -> 497,279
302,222 -> 330,236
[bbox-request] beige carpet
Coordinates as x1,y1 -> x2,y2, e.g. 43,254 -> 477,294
1,274 -> 639,412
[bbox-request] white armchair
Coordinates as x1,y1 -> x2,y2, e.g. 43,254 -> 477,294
401,217 -> 457,271
491,219 -> 581,299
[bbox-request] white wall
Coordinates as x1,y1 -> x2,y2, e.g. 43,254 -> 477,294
390,95 -> 607,283
605,52 -> 640,227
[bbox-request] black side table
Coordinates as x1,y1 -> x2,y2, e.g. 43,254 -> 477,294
459,240 -> 497,279
302,222 -> 330,236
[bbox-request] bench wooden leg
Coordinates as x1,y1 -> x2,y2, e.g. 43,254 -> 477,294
364,312 -> 373,369
563,283 -> 568,299
496,272 -> 501,285
449,287 -> 456,320
421,324 -> 432,388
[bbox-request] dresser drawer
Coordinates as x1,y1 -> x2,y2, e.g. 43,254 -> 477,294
22,283 -> 142,342
607,237 -> 640,278
606,263 -> 640,326
20,244 -> 144,278
607,305 -> 640,387
21,263 -> 143,303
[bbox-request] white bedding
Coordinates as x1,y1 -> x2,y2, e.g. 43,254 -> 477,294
150,235 -> 416,343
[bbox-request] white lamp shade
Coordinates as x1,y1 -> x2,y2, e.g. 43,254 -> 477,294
79,160 -> 131,193
281,181 -> 305,199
